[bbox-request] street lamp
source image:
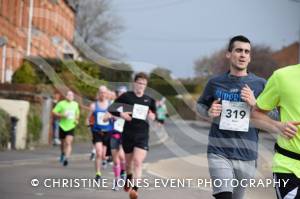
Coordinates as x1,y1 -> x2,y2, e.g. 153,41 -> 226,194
0,36 -> 8,83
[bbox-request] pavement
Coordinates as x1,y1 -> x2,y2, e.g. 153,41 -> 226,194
0,120 -> 169,166
0,119 -> 279,199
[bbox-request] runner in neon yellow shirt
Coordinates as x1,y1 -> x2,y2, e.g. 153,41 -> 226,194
53,90 -> 80,166
253,64 -> 300,199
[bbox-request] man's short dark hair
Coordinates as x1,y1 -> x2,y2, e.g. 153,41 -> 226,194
134,72 -> 149,82
228,35 -> 251,52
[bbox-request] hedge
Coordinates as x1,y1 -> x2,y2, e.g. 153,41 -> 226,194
0,108 -> 11,150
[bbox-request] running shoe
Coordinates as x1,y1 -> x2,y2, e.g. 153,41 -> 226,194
120,171 -> 126,181
112,179 -> 119,191
59,154 -> 64,163
95,174 -> 101,182
63,159 -> 68,167
102,160 -> 108,169
53,138 -> 61,146
123,180 -> 131,192
129,189 -> 138,199
90,152 -> 95,161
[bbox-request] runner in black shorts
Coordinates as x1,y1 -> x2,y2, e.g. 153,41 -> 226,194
92,131 -> 110,145
87,86 -> 113,181
52,90 -> 80,167
59,127 -> 75,139
109,73 -> 156,199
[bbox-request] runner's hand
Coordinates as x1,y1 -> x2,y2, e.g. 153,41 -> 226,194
208,99 -> 222,118
147,110 -> 155,121
120,112 -> 132,122
241,84 -> 256,107
63,112 -> 70,119
278,121 -> 300,139
103,113 -> 112,122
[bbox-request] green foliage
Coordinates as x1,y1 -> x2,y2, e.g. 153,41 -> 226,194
194,84 -> 204,95
165,96 -> 196,120
74,108 -> 91,142
99,63 -> 133,84
182,83 -> 197,93
149,79 -> 200,98
149,67 -> 172,80
148,79 -> 178,96
72,60 -> 101,98
12,61 -> 40,84
27,104 -> 42,144
0,109 -> 11,150
12,59 -> 134,99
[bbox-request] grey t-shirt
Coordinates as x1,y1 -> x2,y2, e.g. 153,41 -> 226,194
198,72 -> 266,161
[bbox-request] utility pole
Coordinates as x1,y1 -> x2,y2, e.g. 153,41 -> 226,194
0,36 -> 8,83
27,0 -> 34,56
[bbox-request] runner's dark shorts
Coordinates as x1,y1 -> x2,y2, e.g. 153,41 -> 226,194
122,133 -> 149,153
92,130 -> 110,146
59,127 -> 75,139
274,173 -> 300,199
110,133 -> 122,150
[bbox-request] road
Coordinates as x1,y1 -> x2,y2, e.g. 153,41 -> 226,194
0,119 -> 278,199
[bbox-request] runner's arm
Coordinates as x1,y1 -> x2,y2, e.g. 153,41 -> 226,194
86,103 -> 95,126
148,98 -> 156,121
52,102 -> 64,119
197,103 -> 209,118
108,93 -> 127,117
251,106 -> 298,139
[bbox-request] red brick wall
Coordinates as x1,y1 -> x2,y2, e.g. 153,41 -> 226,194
0,0 -> 75,82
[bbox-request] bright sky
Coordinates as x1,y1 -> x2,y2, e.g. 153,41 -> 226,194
112,0 -> 300,78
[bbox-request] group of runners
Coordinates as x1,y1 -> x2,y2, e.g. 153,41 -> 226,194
51,35 -> 300,199
52,72 -> 157,199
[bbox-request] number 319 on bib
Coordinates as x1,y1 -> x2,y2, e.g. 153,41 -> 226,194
219,100 -> 250,132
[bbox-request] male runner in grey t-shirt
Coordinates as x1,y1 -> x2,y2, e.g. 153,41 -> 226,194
197,35 -> 266,199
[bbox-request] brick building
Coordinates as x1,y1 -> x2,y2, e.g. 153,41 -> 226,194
0,0 -> 78,83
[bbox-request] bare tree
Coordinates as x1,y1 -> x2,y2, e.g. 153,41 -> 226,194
68,0 -> 124,59
194,49 -> 227,77
249,45 -> 278,78
194,45 -> 278,79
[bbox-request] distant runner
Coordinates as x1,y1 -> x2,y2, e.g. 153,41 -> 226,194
52,90 -> 80,167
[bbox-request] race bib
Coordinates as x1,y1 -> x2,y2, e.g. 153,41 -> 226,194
96,112 -> 109,125
219,100 -> 250,132
114,118 -> 125,132
65,110 -> 75,120
132,104 -> 149,120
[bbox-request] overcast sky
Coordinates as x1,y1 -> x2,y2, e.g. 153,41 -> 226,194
111,0 -> 300,78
